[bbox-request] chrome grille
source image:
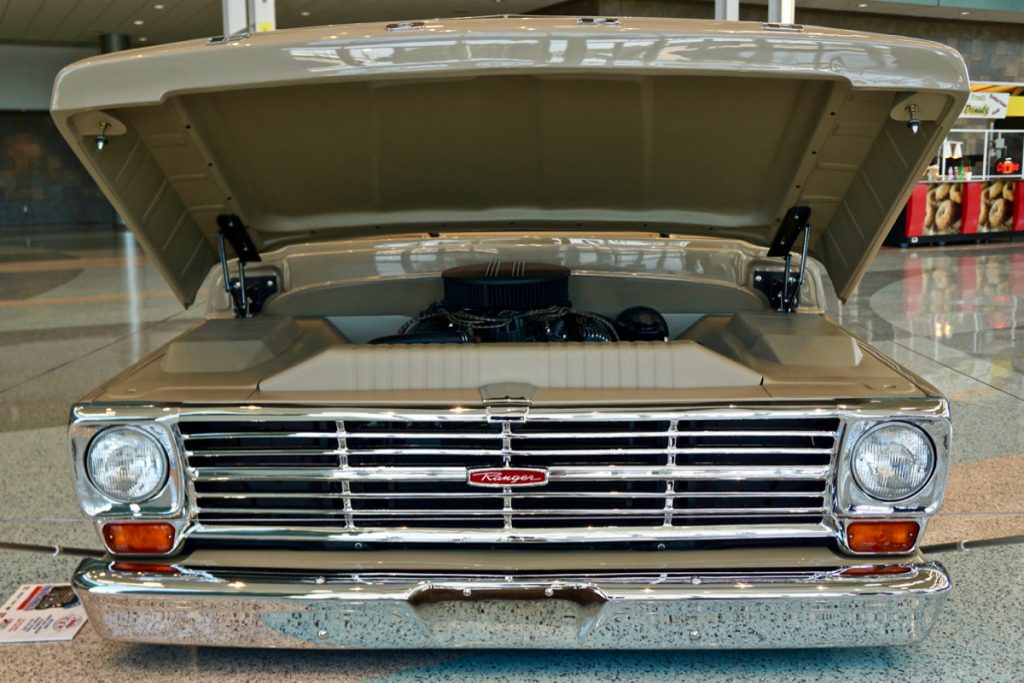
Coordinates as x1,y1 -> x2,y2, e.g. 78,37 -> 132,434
181,411 -> 840,543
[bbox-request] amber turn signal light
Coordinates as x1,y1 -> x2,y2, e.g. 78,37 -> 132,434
102,522 -> 175,554
846,521 -> 919,553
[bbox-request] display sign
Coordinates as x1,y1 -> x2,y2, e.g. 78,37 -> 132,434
977,181 -> 1015,232
961,92 -> 1009,119
0,584 -> 87,643
995,158 -> 1021,175
922,182 -> 964,236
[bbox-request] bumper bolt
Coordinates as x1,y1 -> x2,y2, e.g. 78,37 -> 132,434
688,629 -> 701,641
462,588 -> 472,597
315,576 -> 326,585
544,587 -> 555,597
317,629 -> 328,641
691,577 -> 702,586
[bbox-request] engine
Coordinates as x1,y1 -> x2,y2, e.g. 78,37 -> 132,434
371,262 -> 668,344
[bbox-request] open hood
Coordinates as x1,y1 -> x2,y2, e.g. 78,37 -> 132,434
52,16 -> 968,306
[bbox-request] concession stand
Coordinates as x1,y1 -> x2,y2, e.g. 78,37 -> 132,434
890,83 -> 1024,247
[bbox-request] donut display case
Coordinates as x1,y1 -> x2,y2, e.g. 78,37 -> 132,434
889,126 -> 1024,247
974,180 -> 1019,232
897,179 -> 1024,246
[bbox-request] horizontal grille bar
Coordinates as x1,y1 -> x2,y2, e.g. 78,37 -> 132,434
191,465 -> 831,482
183,432 -> 338,440
186,523 -> 836,544
183,430 -> 837,441
343,447 -> 834,457
197,506 -> 827,517
189,450 -> 343,458
195,489 -> 825,500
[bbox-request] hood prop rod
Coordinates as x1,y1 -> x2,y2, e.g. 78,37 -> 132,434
784,222 -> 812,313
216,214 -> 262,318
217,232 -> 248,317
767,206 -> 812,313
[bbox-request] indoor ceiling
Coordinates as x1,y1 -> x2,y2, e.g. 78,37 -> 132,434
0,0 -> 557,47
760,0 -> 1024,25
1,0 -> 1022,48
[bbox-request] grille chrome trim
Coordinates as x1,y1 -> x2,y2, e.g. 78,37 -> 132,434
179,407 -> 842,543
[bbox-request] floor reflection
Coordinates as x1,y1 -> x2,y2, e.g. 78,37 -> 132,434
845,244 -> 1024,375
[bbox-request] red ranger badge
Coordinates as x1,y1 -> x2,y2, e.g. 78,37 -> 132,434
467,467 -> 549,487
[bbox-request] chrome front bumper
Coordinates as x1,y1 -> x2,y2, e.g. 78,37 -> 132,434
73,558 -> 951,649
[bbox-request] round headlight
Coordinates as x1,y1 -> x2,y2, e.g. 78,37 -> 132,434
851,423 -> 934,501
86,427 -> 168,503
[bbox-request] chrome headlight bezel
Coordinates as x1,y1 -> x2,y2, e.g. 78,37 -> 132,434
70,409 -> 186,519
836,417 -> 951,517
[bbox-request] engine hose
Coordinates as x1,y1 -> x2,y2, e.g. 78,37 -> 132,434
572,310 -> 621,341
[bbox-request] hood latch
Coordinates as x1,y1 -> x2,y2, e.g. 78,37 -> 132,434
481,382 -> 536,422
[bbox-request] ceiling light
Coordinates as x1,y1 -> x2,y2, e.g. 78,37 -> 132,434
133,19 -> 144,25
959,10 -> 970,15
138,37 -> 149,42
300,10 -> 311,16
857,2 -> 868,7
154,3 -> 164,9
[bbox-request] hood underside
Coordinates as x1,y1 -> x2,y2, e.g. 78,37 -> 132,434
51,16 -> 968,306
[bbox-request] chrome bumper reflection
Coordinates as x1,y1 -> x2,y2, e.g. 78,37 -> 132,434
73,559 -> 951,649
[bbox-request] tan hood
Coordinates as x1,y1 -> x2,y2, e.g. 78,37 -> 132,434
51,16 -> 968,306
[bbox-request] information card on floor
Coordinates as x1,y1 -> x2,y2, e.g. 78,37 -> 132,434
0,584 -> 87,643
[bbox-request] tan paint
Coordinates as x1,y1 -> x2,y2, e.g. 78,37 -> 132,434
83,309 -> 933,404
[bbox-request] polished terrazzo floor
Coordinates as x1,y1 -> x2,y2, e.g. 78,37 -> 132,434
1,224 -> 1022,680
